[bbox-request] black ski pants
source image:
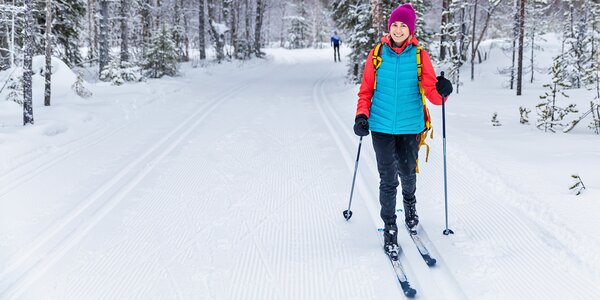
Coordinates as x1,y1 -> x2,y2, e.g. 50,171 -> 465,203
371,132 -> 419,226
333,44 -> 341,62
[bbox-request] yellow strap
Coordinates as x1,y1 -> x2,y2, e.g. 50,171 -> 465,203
372,43 -> 382,90
415,46 -> 434,173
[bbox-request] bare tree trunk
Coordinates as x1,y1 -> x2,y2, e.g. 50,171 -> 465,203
98,0 -> 110,74
23,0 -> 34,125
254,0 -> 265,57
87,0 -> 96,65
141,0 -> 152,58
230,0 -> 238,58
206,0 -> 225,62
244,0 -> 251,57
182,0 -> 189,62
120,0 -> 129,63
0,0 -> 9,70
530,28 -> 534,83
156,0 -> 162,29
516,0 -> 526,96
470,0 -> 478,81
45,0 -> 52,106
198,0 -> 206,59
440,0 -> 450,61
510,0 -> 518,90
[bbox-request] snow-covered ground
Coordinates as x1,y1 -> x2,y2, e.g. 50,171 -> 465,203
0,37 -> 599,299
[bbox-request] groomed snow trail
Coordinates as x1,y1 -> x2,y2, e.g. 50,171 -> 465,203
2,49 -> 599,299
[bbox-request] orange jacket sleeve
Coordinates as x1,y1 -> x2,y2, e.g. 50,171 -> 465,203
420,49 -> 446,106
356,48 -> 376,118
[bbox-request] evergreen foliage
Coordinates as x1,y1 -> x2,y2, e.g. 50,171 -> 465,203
537,55 -> 577,132
71,72 -> 93,98
491,112 -> 501,126
286,2 -> 311,49
37,0 -> 86,67
6,75 -> 24,105
143,25 -> 179,78
569,174 -> 586,195
100,60 -> 145,85
519,106 -> 531,125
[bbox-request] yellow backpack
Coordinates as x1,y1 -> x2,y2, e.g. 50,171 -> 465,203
371,43 -> 434,173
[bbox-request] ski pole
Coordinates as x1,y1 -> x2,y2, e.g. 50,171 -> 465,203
343,136 -> 363,220
440,71 -> 454,235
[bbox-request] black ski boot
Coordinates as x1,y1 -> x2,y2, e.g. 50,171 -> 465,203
403,197 -> 419,233
383,223 -> 399,259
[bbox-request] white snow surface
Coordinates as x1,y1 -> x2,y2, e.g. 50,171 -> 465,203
0,37 -> 599,299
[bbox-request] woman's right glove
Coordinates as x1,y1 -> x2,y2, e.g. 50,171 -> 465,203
353,114 -> 369,136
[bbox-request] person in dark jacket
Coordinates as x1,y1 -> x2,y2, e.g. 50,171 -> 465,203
331,31 -> 342,62
352,4 -> 453,254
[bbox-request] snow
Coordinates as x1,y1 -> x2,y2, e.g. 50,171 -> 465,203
0,36 -> 599,299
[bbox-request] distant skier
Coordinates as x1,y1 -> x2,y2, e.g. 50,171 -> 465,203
331,31 -> 342,62
352,4 -> 453,255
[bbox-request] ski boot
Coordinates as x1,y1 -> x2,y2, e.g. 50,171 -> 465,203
403,197 -> 419,234
383,223 -> 399,260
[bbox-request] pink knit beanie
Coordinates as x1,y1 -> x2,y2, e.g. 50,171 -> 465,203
388,3 -> 416,34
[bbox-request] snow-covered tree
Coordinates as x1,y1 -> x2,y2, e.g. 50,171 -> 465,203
5,75 -> 23,105
537,55 -> 577,132
524,0 -> 549,83
98,0 -> 110,74
332,0 -> 377,84
519,106 -> 531,124
410,0 -> 434,53
143,24 -> 178,78
207,0 -> 227,62
38,0 -> 86,67
44,0 -> 53,106
23,0 -> 34,125
100,59 -> 145,85
72,71 -> 92,98
286,1 -> 310,49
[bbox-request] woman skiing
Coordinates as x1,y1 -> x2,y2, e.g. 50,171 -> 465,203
352,3 -> 453,254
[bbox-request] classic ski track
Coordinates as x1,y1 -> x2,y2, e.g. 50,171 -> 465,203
317,67 -> 466,299
318,67 -> 599,298
0,80 -> 253,299
0,82 -> 225,199
420,146 -> 599,299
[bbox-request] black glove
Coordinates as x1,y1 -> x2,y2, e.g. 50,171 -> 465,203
353,114 -> 369,136
436,76 -> 453,97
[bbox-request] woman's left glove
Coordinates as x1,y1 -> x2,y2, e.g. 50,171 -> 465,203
436,76 -> 453,96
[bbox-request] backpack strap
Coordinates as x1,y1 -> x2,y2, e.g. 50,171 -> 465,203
415,46 -> 434,173
372,43 -> 383,90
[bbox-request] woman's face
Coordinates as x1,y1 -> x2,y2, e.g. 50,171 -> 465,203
389,21 -> 410,46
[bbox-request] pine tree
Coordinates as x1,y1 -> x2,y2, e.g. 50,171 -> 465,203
332,0 -> 377,84
524,0 -> 549,83
286,1 -> 310,49
562,0 -> 588,89
143,24 -> 178,78
38,0 -> 86,67
410,0 -> 434,53
537,55 -> 576,132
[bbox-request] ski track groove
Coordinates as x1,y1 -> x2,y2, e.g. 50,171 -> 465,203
0,81 -> 254,299
0,80 -> 221,200
421,144 -> 598,298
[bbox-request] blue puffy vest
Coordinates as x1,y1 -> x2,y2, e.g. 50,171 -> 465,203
369,44 -> 424,135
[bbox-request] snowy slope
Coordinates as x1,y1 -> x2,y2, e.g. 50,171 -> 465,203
0,40 -> 599,299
